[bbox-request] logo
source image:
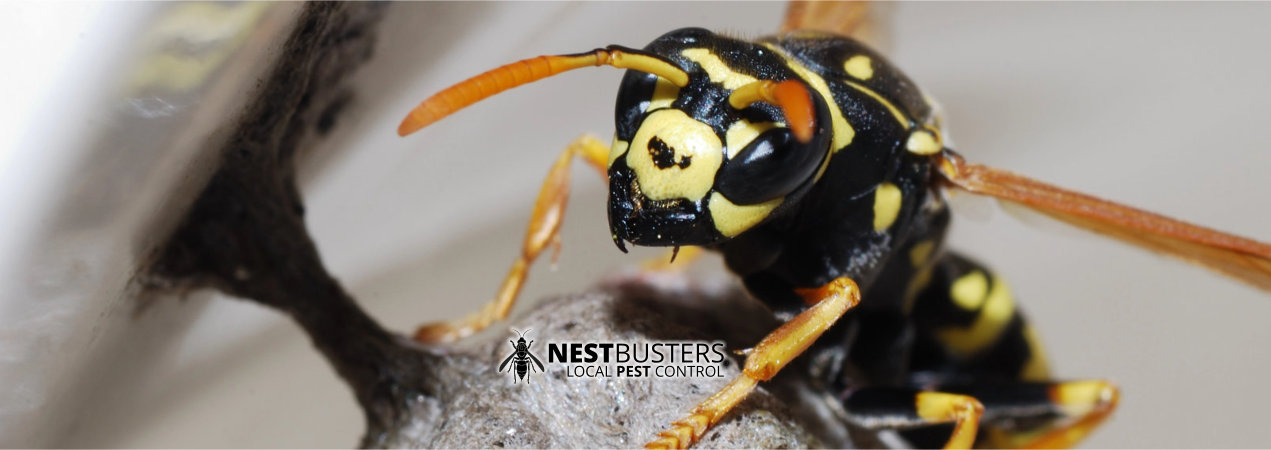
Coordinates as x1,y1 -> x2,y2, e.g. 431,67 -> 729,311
498,328 -> 545,383
495,329 -> 732,383
546,340 -> 729,379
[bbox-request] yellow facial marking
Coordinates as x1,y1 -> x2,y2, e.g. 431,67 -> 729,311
1019,325 -> 1051,381
608,138 -> 629,168
843,55 -> 874,80
764,44 -> 855,152
909,240 -> 935,269
626,109 -> 722,201
708,192 -> 781,237
906,128 -> 942,155
647,76 -> 680,112
724,119 -> 779,159
939,274 -> 1016,358
872,182 -> 903,231
681,48 -> 758,90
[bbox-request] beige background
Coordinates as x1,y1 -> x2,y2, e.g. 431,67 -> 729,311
7,2 -> 1271,448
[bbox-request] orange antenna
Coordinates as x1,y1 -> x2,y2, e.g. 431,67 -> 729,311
728,80 -> 816,144
398,46 -> 689,136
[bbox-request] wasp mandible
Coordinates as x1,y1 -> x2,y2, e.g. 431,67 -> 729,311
498,328 -> 546,384
395,3 -> 1271,448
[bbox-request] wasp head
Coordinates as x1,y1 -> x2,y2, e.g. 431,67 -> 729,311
606,28 -> 833,251
397,28 -> 833,252
510,328 -> 532,347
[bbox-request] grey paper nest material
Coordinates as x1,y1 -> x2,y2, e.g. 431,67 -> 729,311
386,273 -> 851,448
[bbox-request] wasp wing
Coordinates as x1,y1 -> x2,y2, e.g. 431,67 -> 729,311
781,1 -> 867,35
498,341 -> 517,372
527,350 -> 546,373
935,152 -> 1271,292
781,1 -> 889,47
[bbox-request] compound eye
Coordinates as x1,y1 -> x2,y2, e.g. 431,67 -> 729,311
714,128 -> 823,205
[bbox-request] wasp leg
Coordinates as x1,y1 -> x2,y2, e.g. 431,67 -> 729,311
645,277 -> 861,449
844,380 -> 1119,449
413,135 -> 610,343
968,380 -> 1120,449
842,388 -> 984,449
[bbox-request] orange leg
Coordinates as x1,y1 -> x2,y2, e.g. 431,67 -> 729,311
413,135 -> 610,343
645,277 -> 862,449
1014,380 -> 1120,449
847,379 -> 1118,449
844,387 -> 987,449
916,392 -> 986,449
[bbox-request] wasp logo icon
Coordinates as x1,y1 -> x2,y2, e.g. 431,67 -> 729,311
498,328 -> 546,383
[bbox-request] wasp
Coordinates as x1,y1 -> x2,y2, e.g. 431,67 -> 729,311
395,3 -> 1271,448
498,328 -> 546,384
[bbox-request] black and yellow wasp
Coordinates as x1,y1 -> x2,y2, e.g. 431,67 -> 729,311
395,3 -> 1271,448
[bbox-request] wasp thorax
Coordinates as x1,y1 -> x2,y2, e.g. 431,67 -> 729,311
626,109 -> 722,202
